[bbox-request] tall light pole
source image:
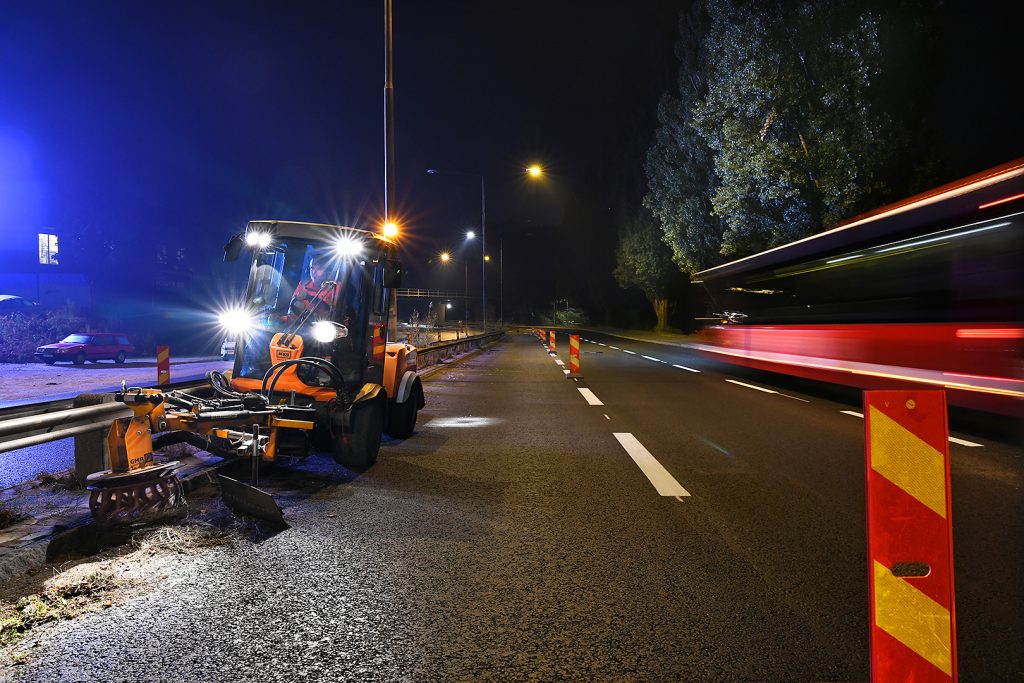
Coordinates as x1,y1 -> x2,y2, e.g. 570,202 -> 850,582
426,168 -> 487,333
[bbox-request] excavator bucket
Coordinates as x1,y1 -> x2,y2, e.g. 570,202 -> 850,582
217,474 -> 286,526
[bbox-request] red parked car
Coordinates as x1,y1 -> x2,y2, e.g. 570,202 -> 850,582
35,333 -> 135,365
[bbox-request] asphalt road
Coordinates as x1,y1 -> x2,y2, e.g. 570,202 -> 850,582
5,332 -> 1023,681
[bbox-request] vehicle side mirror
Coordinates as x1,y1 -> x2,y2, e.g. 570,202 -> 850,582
383,259 -> 403,288
223,234 -> 244,262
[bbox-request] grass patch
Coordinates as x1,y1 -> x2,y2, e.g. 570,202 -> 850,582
1,569 -> 119,647
1,521 -> 236,652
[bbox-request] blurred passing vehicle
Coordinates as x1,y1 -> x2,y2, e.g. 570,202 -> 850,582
692,159 -> 1024,416
35,333 -> 135,365
0,294 -> 44,315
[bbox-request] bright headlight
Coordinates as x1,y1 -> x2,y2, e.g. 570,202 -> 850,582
334,236 -> 363,257
245,232 -> 272,248
219,308 -> 254,335
312,320 -> 339,343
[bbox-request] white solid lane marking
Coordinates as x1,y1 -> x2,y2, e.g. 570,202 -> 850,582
613,433 -> 691,497
623,350 -> 636,355
672,364 -> 700,373
641,355 -> 662,362
725,379 -> 777,394
578,388 -> 604,405
841,410 -> 864,418
608,345 -> 620,350
948,436 -> 983,447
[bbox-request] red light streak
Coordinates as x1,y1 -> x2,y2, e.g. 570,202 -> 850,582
978,192 -> 1024,210
955,328 -> 1024,339
943,371 -> 1024,384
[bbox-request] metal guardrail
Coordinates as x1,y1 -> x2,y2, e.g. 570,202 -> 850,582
0,379 -> 210,456
0,332 -> 507,458
414,330 -> 506,369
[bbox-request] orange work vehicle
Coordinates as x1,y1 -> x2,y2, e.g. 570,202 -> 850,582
221,220 -> 424,469
87,220 -> 424,524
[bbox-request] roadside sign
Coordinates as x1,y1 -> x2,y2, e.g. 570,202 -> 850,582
157,346 -> 170,385
865,390 -> 957,682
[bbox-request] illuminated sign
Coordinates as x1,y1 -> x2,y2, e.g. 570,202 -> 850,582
38,233 -> 59,265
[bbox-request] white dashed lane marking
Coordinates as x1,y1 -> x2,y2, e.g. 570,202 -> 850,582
623,350 -> 636,355
725,379 -> 777,394
613,433 -> 691,498
578,388 -> 604,405
672,364 -> 700,373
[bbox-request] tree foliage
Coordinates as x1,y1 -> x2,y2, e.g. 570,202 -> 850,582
613,209 -> 681,332
646,0 -> 917,269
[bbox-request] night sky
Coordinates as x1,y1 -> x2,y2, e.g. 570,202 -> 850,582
1,1 -> 1020,324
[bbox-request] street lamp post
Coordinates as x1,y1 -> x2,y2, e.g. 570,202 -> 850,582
426,169 -> 487,333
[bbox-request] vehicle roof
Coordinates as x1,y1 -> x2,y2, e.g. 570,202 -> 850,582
61,332 -> 130,336
245,220 -> 397,247
695,158 -> 1024,281
0,294 -> 30,301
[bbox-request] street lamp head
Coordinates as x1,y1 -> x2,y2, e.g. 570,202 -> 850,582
426,168 -> 440,175
484,255 -> 491,262
382,221 -> 400,239
440,251 -> 451,263
527,164 -> 543,178
465,230 -> 475,240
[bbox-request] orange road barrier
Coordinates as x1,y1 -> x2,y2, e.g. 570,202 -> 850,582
549,330 -> 556,352
865,390 -> 957,682
569,334 -> 581,375
156,346 -> 170,386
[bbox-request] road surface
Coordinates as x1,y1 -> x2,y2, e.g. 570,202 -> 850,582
4,332 -> 1022,680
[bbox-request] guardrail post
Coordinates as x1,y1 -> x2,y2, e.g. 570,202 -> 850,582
73,393 -> 110,483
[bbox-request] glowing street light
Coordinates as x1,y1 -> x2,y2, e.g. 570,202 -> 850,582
440,251 -> 451,263
382,221 -> 400,239
527,164 -> 543,178
466,230 -> 475,240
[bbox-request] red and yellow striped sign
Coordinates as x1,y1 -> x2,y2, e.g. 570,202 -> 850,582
865,390 -> 957,682
569,334 -> 580,374
156,346 -> 170,385
372,323 -> 386,363
549,330 -> 556,351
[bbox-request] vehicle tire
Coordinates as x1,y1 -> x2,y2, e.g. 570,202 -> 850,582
115,351 -> 126,364
331,395 -> 385,470
385,398 -> 418,439
73,353 -> 86,365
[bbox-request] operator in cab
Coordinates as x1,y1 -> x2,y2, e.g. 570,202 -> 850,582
289,255 -> 338,321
